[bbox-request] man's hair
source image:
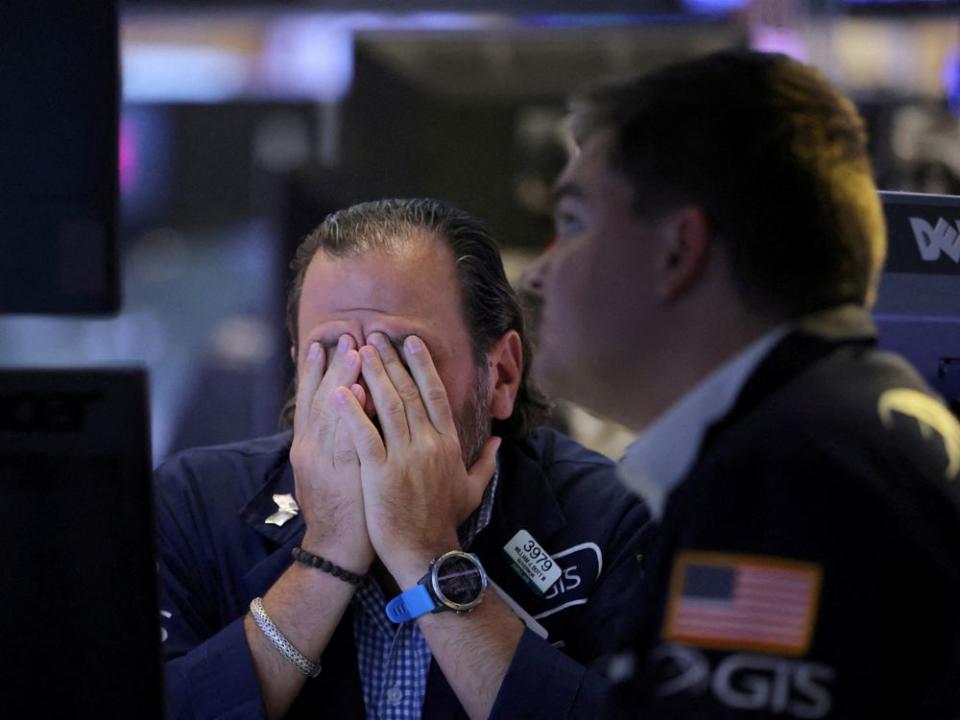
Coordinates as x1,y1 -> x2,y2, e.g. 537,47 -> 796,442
283,198 -> 549,441
571,49 -> 886,319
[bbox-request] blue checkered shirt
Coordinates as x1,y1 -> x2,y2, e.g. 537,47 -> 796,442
352,469 -> 499,720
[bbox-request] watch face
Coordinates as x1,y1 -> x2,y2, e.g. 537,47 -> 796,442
433,552 -> 486,611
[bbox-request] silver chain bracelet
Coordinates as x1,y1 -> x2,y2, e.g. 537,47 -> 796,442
249,597 -> 322,678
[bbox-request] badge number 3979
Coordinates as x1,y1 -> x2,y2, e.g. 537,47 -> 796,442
503,530 -> 562,595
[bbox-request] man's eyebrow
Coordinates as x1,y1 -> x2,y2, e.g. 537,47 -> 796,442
552,181 -> 583,204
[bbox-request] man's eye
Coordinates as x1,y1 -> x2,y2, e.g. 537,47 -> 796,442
554,211 -> 585,240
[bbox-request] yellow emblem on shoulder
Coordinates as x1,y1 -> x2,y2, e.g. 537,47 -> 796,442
878,388 -> 960,480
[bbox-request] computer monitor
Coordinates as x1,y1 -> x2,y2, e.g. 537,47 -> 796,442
0,368 -> 161,717
0,2 -> 119,314
875,191 -> 960,412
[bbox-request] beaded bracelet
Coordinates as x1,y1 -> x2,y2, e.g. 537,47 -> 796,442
291,547 -> 366,586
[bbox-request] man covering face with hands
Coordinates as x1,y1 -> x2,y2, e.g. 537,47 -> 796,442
155,198 -> 654,720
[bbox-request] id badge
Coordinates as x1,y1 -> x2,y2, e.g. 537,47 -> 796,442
502,529 -> 562,595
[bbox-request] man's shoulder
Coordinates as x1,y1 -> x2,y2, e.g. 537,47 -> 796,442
154,431 -> 292,501
486,428 -> 652,642
521,426 -> 616,481
692,344 -> 960,544
514,427 -> 643,514
706,343 -> 928,450
526,426 -> 616,468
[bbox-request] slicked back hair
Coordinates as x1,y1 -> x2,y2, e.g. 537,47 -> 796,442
571,49 -> 886,319
283,198 -> 549,441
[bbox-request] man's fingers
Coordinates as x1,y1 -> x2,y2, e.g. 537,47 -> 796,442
359,344 -> 410,447
350,383 -> 366,408
331,418 -> 361,471
316,349 -> 358,456
403,336 -> 458,436
297,334 -> 361,459
367,333 -> 432,431
333,386 -> 386,464
293,341 -> 325,435
314,335 -> 362,405
460,436 -> 501,523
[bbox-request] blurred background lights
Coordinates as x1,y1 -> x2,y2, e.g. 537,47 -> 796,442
262,20 -> 354,102
683,0 -> 750,13
123,44 -> 248,102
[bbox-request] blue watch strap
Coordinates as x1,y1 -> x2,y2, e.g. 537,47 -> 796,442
386,583 -> 435,623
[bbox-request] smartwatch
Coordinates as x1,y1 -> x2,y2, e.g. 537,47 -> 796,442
386,550 -> 489,623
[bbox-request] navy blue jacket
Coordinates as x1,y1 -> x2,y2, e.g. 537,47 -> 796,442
594,307 -> 960,719
155,428 -> 654,719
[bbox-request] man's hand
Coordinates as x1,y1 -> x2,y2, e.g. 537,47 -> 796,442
290,333 -> 373,572
333,333 -> 522,720
333,332 -> 500,588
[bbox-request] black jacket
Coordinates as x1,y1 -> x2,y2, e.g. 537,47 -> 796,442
607,306 -> 960,719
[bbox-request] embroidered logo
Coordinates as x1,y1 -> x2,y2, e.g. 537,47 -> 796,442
533,541 -> 603,620
878,388 -> 960,480
651,643 -> 836,719
664,552 -> 822,657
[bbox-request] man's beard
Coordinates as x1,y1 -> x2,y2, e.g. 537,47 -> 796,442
457,365 -> 492,468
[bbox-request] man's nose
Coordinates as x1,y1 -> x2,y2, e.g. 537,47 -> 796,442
518,239 -> 556,296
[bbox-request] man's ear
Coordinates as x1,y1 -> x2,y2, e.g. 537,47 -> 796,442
486,330 -> 523,421
290,345 -> 297,365
656,206 -> 713,302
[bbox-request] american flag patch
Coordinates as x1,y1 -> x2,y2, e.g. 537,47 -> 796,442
664,551 -> 822,656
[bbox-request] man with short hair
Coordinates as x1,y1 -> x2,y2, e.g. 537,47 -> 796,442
156,198 -> 653,719
528,50 -> 960,717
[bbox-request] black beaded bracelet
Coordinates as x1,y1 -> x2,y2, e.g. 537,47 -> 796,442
291,547 -> 366,586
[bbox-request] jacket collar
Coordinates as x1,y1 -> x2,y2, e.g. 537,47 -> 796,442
792,302 -> 877,341
705,304 -> 877,447
237,433 -> 306,596
239,433 -> 304,546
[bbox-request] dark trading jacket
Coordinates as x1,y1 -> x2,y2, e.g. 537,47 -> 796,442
156,427 -> 654,719
601,306 -> 960,719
